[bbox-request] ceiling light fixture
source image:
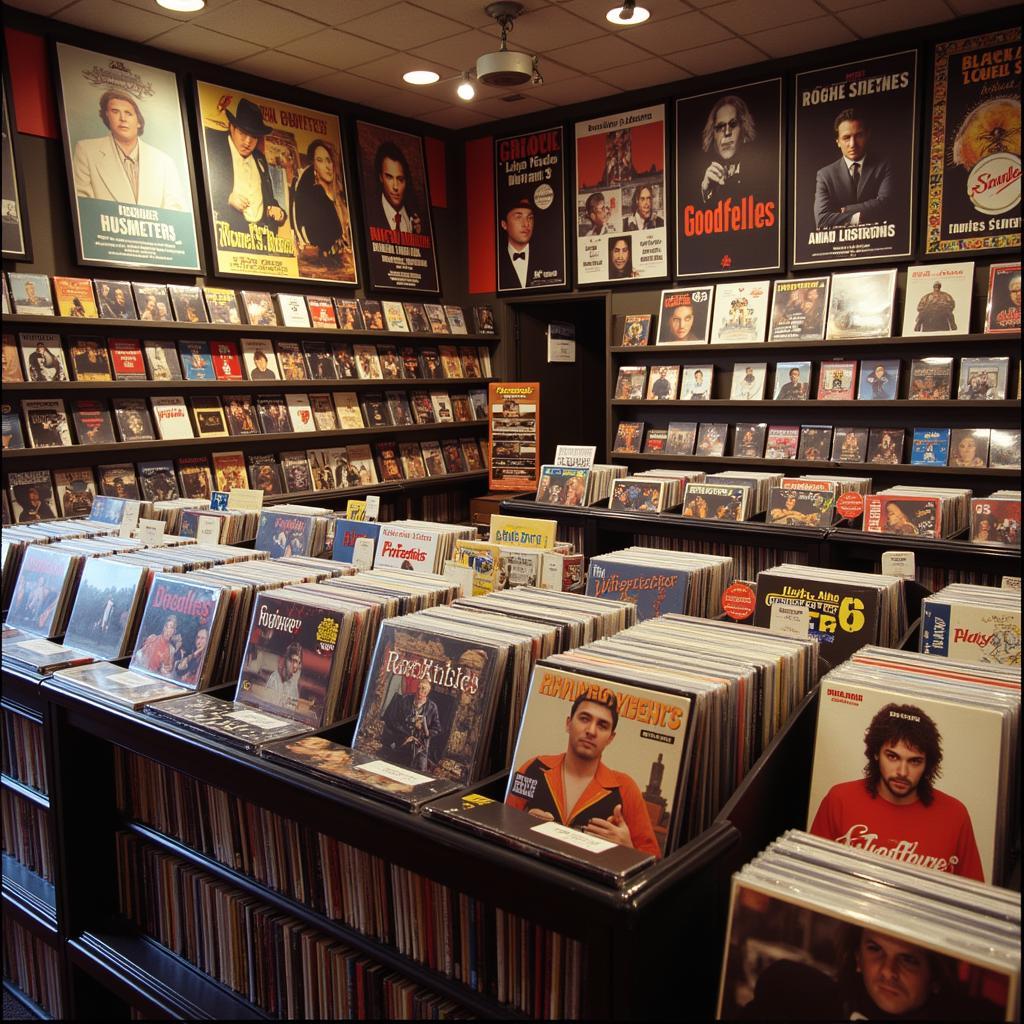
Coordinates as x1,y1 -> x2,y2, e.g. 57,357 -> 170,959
403,69 -> 441,85
606,1 -> 650,25
156,0 -> 206,12
476,2 -> 540,88
457,75 -> 476,101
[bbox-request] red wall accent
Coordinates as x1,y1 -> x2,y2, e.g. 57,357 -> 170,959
465,135 -> 495,295
5,29 -> 58,139
424,135 -> 446,208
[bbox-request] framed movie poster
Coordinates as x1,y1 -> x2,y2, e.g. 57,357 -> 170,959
792,50 -> 918,268
195,81 -> 357,285
574,104 -> 668,285
355,121 -> 438,293
2,69 -> 30,261
53,43 -> 202,273
675,78 -> 782,278
488,381 -> 540,492
924,27 -> 1021,257
495,127 -> 566,293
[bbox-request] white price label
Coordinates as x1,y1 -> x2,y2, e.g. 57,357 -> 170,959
364,495 -> 380,522
881,551 -> 916,579
360,759 -> 433,786
13,638 -> 64,655
1002,576 -> 1021,591
443,560 -> 475,598
118,501 -> 141,538
769,602 -> 811,638
352,537 -> 375,571
229,708 -> 289,729
531,820 -> 615,854
195,516 -> 222,544
137,518 -> 167,545
109,670 -> 161,689
227,488 -> 264,512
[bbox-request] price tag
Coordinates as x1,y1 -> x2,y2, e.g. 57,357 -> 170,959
109,670 -> 160,689
881,551 -> 916,578
227,488 -> 264,512
836,491 -> 864,521
195,516 -> 222,545
352,536 -> 374,571
1003,576 -> 1021,591
769,602 -> 810,638
443,560 -> 475,598
137,518 -> 167,545
118,500 -> 141,538
210,491 -> 229,511
721,581 -> 756,621
531,820 -> 615,853
364,495 -> 380,522
360,759 -> 433,786
345,499 -> 366,521
229,708 -> 289,729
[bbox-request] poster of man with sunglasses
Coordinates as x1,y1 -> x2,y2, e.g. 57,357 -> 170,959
675,78 -> 783,278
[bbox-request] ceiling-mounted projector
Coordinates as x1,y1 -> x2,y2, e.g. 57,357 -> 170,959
476,2 -> 539,88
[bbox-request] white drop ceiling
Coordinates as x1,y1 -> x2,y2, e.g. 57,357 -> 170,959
6,0 -> 1014,130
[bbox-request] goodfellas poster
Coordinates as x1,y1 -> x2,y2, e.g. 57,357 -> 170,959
924,27 -> 1021,256
675,78 -> 782,278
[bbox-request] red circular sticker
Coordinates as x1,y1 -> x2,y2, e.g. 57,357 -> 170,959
721,582 -> 756,621
836,491 -> 865,521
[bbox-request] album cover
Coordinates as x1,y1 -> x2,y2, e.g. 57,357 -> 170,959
176,456 -> 213,499
971,497 -> 1020,546
334,297 -> 364,330
53,277 -> 98,319
2,403 -> 24,450
643,429 -> 667,454
984,262 -> 1020,334
815,360 -> 856,401
97,463 -> 140,500
151,395 -> 194,440
988,429 -> 1020,469
68,336 -> 112,381
825,268 -> 897,340
832,427 -> 869,464
112,397 -> 156,442
910,427 -> 951,466
137,460 -> 179,502
612,420 -> 644,453
902,262 -> 974,335
53,467 -> 96,517
682,483 -> 749,521
472,305 -> 496,334
424,303 -> 450,333
211,450 -> 248,491
303,339 -> 339,380
729,363 -> 767,401
665,421 -> 697,455
766,486 -> 835,528
680,364 -> 713,400
908,357 -> 953,400
143,339 -> 183,381
866,427 -> 905,464
764,425 -> 800,459
241,290 -> 278,326
620,313 -> 652,347
276,293 -> 311,328
178,340 -> 215,381
247,453 -> 284,497
733,423 -> 767,458
23,399 -> 74,448
167,284 -> 208,323
857,359 -> 900,401
646,365 -> 680,400
710,280 -> 770,343
190,396 -> 228,438
255,395 -> 291,434
695,421 -> 727,456
797,426 -> 833,462
209,340 -> 244,381
132,283 -> 172,322
773,361 -> 812,401
403,302 -> 430,333
615,366 -> 647,400
768,276 -> 829,341
9,273 -> 55,315
949,428 -> 990,468
359,299 -> 385,330
7,469 -> 59,523
203,287 -> 241,324
865,495 -> 941,538
307,295 -> 337,329
657,287 -> 712,343
18,333 -> 68,382
958,356 -> 1009,400
281,452 -> 313,493
240,338 -> 281,380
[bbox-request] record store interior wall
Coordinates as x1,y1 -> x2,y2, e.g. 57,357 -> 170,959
3,5 -> 1020,342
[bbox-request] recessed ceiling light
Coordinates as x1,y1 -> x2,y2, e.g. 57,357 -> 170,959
156,0 -> 205,12
607,2 -> 650,25
403,70 -> 440,86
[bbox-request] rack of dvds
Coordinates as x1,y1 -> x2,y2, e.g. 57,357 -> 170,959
2,309 -> 497,525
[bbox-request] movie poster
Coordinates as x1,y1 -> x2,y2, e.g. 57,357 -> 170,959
495,127 -> 566,292
792,50 -> 918,268
924,27 -> 1021,256
54,43 -> 202,273
574,104 -> 667,285
488,381 -> 539,492
675,78 -> 782,278
2,73 -> 29,260
195,81 -> 357,285
355,121 -> 438,293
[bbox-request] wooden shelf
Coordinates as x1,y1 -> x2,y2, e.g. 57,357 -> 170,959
610,331 -> 1020,354
4,376 -> 499,394
2,853 -> 58,939
2,980 -> 53,1021
611,399 -> 1021,409
3,313 -> 498,344
3,420 -> 487,460
2,773 -> 50,810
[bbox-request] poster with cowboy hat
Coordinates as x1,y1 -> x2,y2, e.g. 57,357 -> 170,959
195,80 -> 357,285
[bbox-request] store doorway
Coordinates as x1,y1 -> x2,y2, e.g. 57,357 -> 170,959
504,293 -> 609,465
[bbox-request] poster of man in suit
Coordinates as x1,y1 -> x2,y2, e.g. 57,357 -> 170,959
792,51 -> 917,268
195,81 -> 356,284
495,127 -> 566,293
355,121 -> 438,293
54,43 -> 202,272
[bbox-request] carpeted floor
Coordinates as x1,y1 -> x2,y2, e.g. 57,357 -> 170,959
3,988 -> 37,1020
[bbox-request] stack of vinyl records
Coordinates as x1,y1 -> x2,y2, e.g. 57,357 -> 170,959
809,645 -> 1019,885
864,486 -> 972,540
449,536 -> 583,595
534,464 -> 627,507
791,473 -> 872,497
53,557 -> 352,711
587,464 -> 628,504
766,480 -> 838,528
921,583 -> 1021,666
373,520 -> 478,574
681,479 -> 755,522
754,564 -> 907,671
970,490 -> 1021,546
179,507 -> 260,544
704,471 -> 784,515
106,542 -> 265,573
147,498 -> 212,534
718,830 -> 1020,1021
255,505 -> 335,558
609,475 -> 684,514
631,468 -> 706,488
587,547 -> 733,621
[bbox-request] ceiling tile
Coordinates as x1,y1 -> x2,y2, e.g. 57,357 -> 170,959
613,11 -> 733,54
298,70 -> 381,102
419,106 -> 498,130
596,57 -> 689,90
546,34 -> 650,74
55,0 -> 179,42
408,29 -> 499,71
114,0 -> 235,19
837,0 -> 954,35
344,2 -> 470,51
705,0 -> 826,34
279,29 -> 395,70
533,75 -> 625,106
147,23 -> 264,64
228,50 -> 335,87
670,36 -> 766,75
561,0 -> 695,26
485,6 -> 606,51
262,0 -> 386,23
686,0 -> 734,7
5,0 -> 84,15
347,51 -> 459,88
194,0 -> 324,47
367,90 -> 453,118
748,14 -> 856,57
471,93 -> 558,118
418,0 -> 550,30
816,0 -> 884,9
945,0 -> 1015,13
